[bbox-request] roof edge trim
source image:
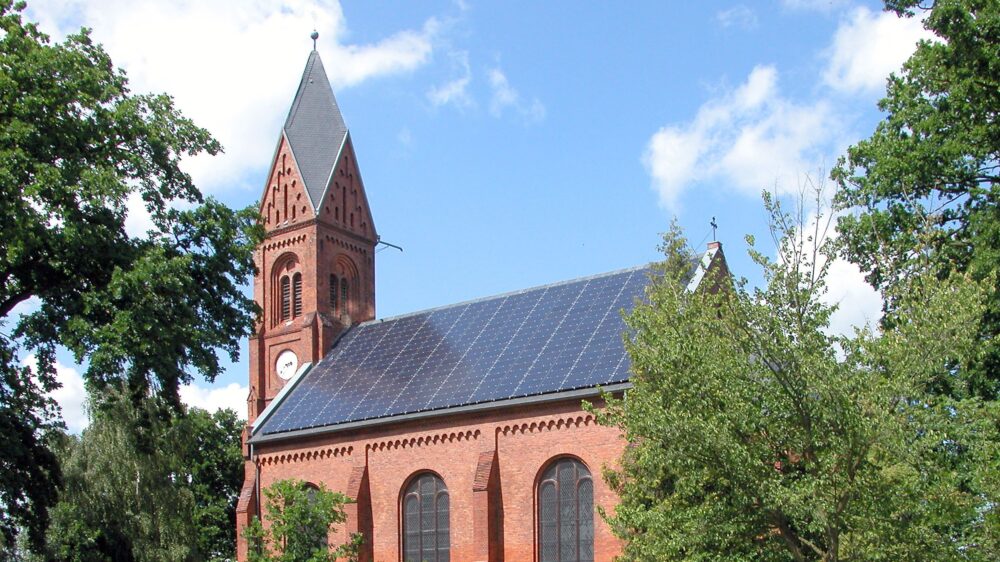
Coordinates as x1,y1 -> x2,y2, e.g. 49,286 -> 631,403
249,382 -> 632,444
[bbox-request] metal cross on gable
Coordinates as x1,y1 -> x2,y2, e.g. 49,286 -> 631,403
710,217 -> 718,241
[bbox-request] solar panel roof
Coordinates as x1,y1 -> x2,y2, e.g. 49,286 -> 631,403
254,265 -> 653,438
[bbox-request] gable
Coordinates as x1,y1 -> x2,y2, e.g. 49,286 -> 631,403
259,134 -> 316,232
254,266 -> 651,438
316,135 -> 377,240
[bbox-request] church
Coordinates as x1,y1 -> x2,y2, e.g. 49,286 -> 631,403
236,44 -> 728,562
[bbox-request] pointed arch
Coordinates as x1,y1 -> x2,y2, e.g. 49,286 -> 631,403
537,457 -> 593,562
401,472 -> 450,562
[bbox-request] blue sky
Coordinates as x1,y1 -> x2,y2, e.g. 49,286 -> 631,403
20,0 -> 927,430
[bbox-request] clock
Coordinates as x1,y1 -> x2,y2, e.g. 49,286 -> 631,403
275,350 -> 299,381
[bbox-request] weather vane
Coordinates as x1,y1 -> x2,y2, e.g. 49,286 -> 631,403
310,30 -> 319,50
710,217 -> 718,241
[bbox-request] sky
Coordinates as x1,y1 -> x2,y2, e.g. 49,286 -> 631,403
17,0 -> 929,432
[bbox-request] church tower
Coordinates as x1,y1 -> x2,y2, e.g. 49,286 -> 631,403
246,45 -> 377,423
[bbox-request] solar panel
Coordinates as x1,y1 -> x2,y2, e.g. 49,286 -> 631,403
257,265 -> 652,436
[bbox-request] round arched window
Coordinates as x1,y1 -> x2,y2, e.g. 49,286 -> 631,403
538,458 -> 593,562
402,473 -> 450,562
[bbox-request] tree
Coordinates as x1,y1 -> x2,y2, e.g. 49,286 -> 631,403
41,397 -> 246,562
595,197 -> 998,561
0,0 -> 261,547
832,0 -> 1000,399
244,479 -> 362,562
183,408 -> 245,561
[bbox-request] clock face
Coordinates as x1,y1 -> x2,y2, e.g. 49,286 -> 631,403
275,350 -> 299,381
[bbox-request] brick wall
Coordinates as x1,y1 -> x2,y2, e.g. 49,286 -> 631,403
245,396 -> 625,561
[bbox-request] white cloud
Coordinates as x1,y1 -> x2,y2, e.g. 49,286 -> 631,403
25,0 -> 439,195
644,65 -> 839,208
488,67 -> 545,122
823,6 -> 930,94
822,252 -> 882,336
428,51 -> 474,108
717,5 -> 758,30
180,382 -> 249,419
782,0 -> 850,11
23,356 -> 89,433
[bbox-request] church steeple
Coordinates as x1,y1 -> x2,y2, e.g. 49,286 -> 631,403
248,46 -> 378,421
282,50 -> 348,210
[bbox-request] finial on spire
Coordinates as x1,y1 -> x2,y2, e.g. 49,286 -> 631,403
310,30 -> 319,50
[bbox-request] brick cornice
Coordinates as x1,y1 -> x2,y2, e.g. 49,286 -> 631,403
258,445 -> 353,466
499,413 -> 596,436
367,429 -> 482,452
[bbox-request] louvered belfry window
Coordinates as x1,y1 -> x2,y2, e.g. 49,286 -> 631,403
329,274 -> 338,313
340,279 -> 349,316
292,273 -> 303,317
402,473 -> 450,562
280,276 -> 291,321
538,458 -> 594,562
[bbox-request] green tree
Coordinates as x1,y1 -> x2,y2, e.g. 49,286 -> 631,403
43,394 -> 200,562
595,197 -> 998,561
832,0 -> 1000,398
0,0 -> 261,548
244,479 -> 362,562
183,408 -> 245,561
42,398 -> 246,562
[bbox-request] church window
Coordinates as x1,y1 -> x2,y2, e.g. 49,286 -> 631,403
292,273 -> 303,318
538,458 -> 593,562
402,473 -> 450,562
329,275 -> 338,313
280,276 -> 291,321
341,279 -> 349,316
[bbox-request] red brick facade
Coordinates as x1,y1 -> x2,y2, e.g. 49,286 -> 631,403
243,400 -> 625,561
236,50 -> 628,562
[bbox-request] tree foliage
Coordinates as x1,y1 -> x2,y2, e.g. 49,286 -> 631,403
596,198 -> 998,561
833,0 -> 1000,398
39,397 -> 245,562
244,479 -> 362,562
0,0 -> 261,546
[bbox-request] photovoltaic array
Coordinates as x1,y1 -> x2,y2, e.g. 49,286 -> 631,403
257,265 -> 652,436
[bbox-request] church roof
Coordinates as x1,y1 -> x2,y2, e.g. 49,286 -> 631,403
283,50 -> 348,209
252,264 -> 654,441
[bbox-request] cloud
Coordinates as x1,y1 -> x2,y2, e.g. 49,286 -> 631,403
427,51 -> 474,108
22,356 -> 89,433
716,5 -> 758,30
487,68 -> 545,122
782,0 -> 850,11
24,0 -> 439,195
179,382 -> 249,419
643,65 -> 839,208
823,6 -> 931,94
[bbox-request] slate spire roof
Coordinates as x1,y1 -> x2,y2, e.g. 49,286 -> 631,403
282,50 -> 348,209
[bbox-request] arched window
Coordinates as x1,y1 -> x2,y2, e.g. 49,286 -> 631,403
329,274 -> 339,313
340,278 -> 350,316
538,458 -> 593,562
280,276 -> 291,321
402,473 -> 449,562
292,272 -> 303,317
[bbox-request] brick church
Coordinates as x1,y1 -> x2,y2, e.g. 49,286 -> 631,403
236,45 -> 728,562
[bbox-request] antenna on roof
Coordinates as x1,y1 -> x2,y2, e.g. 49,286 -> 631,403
710,217 -> 718,241
310,30 -> 319,51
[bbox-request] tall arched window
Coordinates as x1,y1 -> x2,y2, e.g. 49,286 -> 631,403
329,274 -> 339,313
280,276 -> 291,321
402,473 -> 449,562
538,458 -> 593,562
292,272 -> 303,318
340,278 -> 350,316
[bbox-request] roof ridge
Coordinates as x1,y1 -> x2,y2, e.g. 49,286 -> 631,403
361,263 -> 654,326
